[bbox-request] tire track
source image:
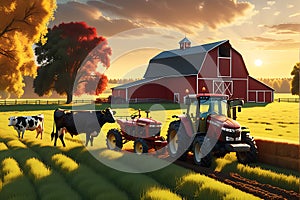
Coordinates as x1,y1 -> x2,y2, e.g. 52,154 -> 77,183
174,160 -> 300,200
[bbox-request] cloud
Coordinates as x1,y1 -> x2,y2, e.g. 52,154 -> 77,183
274,11 -> 280,16
287,4 -> 294,8
265,23 -> 300,34
262,7 -> 271,10
52,0 -> 254,37
243,36 -> 293,43
84,0 -> 254,33
51,2 -> 141,36
262,42 -> 300,50
267,1 -> 276,6
242,36 -> 299,50
289,13 -> 300,18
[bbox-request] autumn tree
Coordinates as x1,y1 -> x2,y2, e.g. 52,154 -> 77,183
0,0 -> 56,98
34,22 -> 111,104
291,62 -> 299,95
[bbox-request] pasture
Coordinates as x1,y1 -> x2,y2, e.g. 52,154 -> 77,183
0,100 -> 299,199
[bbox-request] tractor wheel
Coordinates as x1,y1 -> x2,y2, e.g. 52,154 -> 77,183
106,129 -> 123,151
193,136 -> 212,167
167,120 -> 191,161
134,138 -> 148,155
236,136 -> 258,164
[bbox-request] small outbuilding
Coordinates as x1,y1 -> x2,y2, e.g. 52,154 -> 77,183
112,38 -> 274,103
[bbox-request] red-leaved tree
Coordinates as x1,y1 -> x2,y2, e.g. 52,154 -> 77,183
34,22 -> 112,103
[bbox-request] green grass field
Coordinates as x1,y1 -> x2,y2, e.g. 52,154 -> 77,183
0,118 -> 262,200
0,100 -> 299,199
238,101 -> 299,143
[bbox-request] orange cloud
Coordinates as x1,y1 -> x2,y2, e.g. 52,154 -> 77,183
242,36 -> 299,50
52,2 -> 141,36
265,23 -> 300,34
54,0 -> 254,36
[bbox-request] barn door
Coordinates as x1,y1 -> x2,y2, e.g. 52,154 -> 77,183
213,81 -> 233,97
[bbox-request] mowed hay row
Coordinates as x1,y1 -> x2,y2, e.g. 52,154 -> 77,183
5,139 -> 81,200
62,147 -> 174,200
0,158 -> 36,200
24,157 -> 81,200
51,153 -> 129,200
176,173 -> 260,200
147,163 -> 191,189
148,163 -> 259,200
237,164 -> 300,192
256,139 -> 300,171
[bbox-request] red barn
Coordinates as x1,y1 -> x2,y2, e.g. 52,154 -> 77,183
112,38 -> 274,103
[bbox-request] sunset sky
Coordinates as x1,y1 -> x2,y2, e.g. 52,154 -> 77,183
54,0 -> 300,79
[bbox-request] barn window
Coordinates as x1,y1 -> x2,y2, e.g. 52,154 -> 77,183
219,45 -> 230,57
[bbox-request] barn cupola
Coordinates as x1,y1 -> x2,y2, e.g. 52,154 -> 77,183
179,37 -> 191,50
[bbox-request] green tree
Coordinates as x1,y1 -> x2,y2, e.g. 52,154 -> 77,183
291,62 -> 299,95
0,0 -> 56,98
34,22 -> 112,103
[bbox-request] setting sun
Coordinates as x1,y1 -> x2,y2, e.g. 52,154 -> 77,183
254,59 -> 263,67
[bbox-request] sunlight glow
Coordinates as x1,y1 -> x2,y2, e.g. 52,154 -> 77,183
254,59 -> 263,67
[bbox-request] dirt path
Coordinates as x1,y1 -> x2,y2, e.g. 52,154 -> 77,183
174,160 -> 300,200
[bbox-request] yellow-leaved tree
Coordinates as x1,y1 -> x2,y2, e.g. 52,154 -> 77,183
0,0 -> 56,98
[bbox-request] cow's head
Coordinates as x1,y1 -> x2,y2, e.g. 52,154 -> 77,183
8,117 -> 17,126
103,108 -> 116,123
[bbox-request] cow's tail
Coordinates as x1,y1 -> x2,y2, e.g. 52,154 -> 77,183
51,110 -> 57,141
38,114 -> 44,134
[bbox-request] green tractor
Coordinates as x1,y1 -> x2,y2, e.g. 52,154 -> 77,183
167,94 -> 258,167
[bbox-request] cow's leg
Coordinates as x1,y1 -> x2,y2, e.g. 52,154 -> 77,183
17,130 -> 21,138
38,126 -> 43,139
59,134 -> 66,147
57,128 -> 66,147
90,136 -> 94,147
85,133 -> 90,146
21,130 -> 25,139
89,131 -> 98,146
53,132 -> 58,146
36,129 -> 39,139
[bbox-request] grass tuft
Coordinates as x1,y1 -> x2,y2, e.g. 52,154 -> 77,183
141,187 -> 182,200
51,153 -> 79,172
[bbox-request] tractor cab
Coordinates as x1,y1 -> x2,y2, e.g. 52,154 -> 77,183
184,94 -> 243,134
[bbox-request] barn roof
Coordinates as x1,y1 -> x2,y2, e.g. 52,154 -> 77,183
113,77 -> 162,89
144,40 -> 228,78
248,76 -> 275,91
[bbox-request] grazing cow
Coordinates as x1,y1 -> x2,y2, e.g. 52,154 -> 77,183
51,108 -> 115,147
8,114 -> 44,139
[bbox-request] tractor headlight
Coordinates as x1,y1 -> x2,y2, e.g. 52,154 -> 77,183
149,124 -> 162,128
222,127 -> 235,133
222,127 -> 241,133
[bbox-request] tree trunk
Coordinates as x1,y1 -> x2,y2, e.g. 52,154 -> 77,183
66,92 -> 73,104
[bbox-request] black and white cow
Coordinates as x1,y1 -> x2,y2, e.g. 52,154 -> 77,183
51,108 -> 115,147
8,114 -> 44,139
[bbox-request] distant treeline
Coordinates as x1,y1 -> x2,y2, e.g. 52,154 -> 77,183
258,78 -> 292,93
3,77 -> 293,99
